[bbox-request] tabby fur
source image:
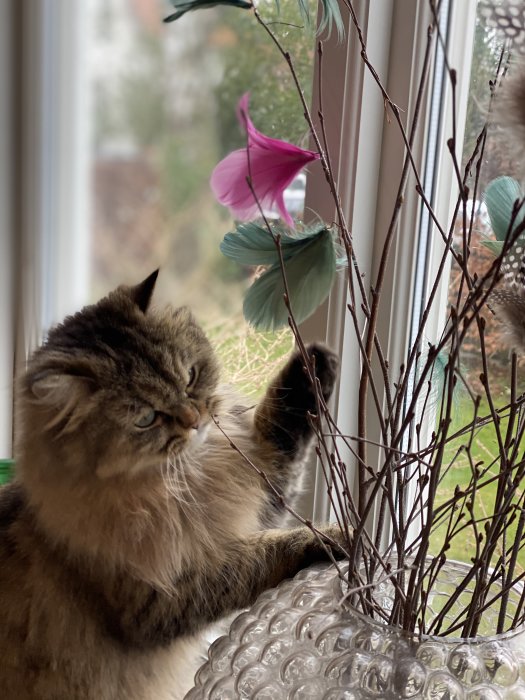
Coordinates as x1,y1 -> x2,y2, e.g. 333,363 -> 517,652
0,271 -> 344,700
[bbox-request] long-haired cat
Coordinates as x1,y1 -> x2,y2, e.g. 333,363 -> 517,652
0,271 -> 345,700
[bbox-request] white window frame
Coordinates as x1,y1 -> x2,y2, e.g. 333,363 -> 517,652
300,0 -> 477,526
17,0 -> 90,344
0,0 -> 15,458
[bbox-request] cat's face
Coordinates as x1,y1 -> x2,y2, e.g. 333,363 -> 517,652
21,271 -> 220,479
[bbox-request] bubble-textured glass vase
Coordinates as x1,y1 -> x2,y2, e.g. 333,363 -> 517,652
185,561 -> 525,699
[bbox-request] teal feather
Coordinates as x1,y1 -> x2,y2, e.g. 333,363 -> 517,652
479,239 -> 505,255
317,0 -> 345,40
416,347 -> 463,416
220,222 -> 316,266
221,224 -> 282,266
483,176 -> 524,241
295,0 -> 311,31
220,221 -> 342,266
293,0 -> 344,39
164,0 -> 343,37
242,226 -> 336,330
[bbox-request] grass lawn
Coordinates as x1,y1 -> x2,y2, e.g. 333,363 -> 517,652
429,393 -> 525,572
206,317 -> 293,398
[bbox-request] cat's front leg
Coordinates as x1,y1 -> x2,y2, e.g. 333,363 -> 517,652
101,524 -> 347,648
255,343 -> 339,457
252,343 -> 338,517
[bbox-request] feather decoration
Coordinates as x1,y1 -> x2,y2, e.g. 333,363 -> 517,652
481,177 -> 525,282
164,0 -> 344,38
490,246 -> 525,352
295,0 -> 344,40
479,1 -> 525,53
490,284 -> 525,353
211,94 -> 320,228
220,221 -> 334,265
318,0 -> 345,40
415,346 -> 464,415
482,176 -> 525,279
483,177 -> 525,351
295,0 -> 311,31
164,0 -> 252,22
483,176 -> 524,242
221,222 -> 342,330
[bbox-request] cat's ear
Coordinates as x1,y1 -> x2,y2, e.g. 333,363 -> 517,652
28,369 -> 97,433
130,269 -> 159,313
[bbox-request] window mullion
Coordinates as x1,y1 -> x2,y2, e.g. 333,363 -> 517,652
17,0 -> 90,354
300,0 -> 400,522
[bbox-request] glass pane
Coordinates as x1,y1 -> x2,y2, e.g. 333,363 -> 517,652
87,0 -> 318,394
429,1 -> 524,562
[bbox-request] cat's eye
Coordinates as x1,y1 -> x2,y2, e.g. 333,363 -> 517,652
187,366 -> 197,388
134,409 -> 157,429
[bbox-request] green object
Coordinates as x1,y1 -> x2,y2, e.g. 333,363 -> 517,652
164,0 -> 252,22
0,459 -> 15,485
221,221 -> 342,331
220,221 -> 331,266
296,0 -> 344,40
483,176 -> 524,241
481,176 -> 525,260
480,239 -> 505,255
164,0 -> 344,38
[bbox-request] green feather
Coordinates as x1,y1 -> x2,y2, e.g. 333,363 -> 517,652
290,0 -> 343,39
243,227 -> 336,330
479,239 -> 504,255
318,0 -> 344,40
483,176 -> 525,242
221,224 -> 282,266
295,0 -> 311,31
220,221 -> 339,266
164,0 -> 251,22
479,234 -> 525,268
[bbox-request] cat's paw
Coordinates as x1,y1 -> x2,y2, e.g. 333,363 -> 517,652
304,343 -> 340,402
280,343 -> 339,407
295,523 -> 351,568
315,522 -> 350,560
255,344 -> 340,456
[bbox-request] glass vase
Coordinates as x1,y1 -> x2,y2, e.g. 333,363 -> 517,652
185,560 -> 525,700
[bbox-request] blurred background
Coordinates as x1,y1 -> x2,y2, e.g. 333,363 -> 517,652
5,0 -> 328,402
86,0 -> 319,392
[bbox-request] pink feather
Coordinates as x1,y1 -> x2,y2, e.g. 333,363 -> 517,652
210,93 -> 320,227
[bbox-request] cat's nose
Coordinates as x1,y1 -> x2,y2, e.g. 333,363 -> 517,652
174,405 -> 200,430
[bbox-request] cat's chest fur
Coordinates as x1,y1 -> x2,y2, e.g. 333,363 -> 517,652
1,419 -> 286,700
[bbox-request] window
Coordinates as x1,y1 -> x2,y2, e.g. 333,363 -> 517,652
3,0 -> 501,545
426,1 -> 525,561
302,1 -> 479,524
21,0 -> 321,397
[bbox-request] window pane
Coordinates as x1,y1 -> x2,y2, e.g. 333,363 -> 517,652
87,0 -> 318,392
429,1 -> 524,562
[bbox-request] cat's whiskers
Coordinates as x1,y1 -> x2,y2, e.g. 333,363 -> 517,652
177,452 -> 206,511
161,451 -> 203,512
162,455 -> 189,506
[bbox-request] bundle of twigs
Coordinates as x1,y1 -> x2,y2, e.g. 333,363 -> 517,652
244,0 -> 525,638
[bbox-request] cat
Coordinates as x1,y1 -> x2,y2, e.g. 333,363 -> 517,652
0,270 -> 346,700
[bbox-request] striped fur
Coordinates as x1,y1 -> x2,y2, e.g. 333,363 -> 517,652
0,274 -> 342,699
